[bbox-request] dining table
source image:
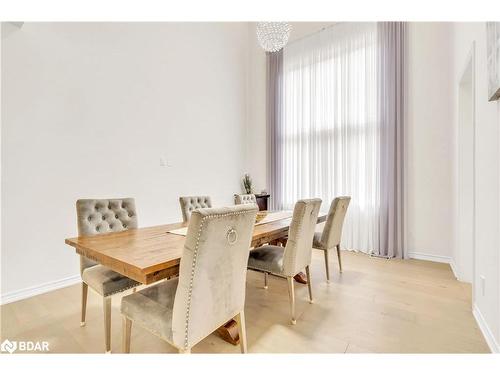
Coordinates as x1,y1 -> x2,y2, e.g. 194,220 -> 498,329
65,210 -> 327,345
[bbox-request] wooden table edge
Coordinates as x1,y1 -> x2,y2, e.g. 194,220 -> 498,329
65,213 -> 327,285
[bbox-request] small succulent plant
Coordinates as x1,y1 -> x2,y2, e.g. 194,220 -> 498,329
242,173 -> 253,194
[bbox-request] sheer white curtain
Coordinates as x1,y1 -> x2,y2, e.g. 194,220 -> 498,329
279,23 -> 379,253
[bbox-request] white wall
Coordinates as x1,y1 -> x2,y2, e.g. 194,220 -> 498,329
452,22 -> 500,351
1,22 -> 249,298
245,23 -> 267,193
456,60 -> 474,283
406,22 -> 455,261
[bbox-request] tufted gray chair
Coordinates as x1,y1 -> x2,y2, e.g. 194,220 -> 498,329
76,198 -> 141,353
121,204 -> 258,354
179,196 -> 212,222
313,196 -> 351,282
247,198 -> 321,324
234,194 -> 257,205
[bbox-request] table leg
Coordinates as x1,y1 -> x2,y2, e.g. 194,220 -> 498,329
294,272 -> 308,284
216,319 -> 240,345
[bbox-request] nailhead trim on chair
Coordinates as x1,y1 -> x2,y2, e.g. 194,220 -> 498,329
182,209 -> 252,350
103,281 -> 141,297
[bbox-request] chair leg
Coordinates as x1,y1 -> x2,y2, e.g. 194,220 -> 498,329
122,316 -> 132,353
336,244 -> 343,272
324,250 -> 330,282
103,296 -> 112,353
81,282 -> 88,327
264,272 -> 268,289
305,265 -> 313,304
287,276 -> 296,325
235,311 -> 248,353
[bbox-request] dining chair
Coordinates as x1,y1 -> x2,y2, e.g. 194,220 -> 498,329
247,198 -> 321,324
234,193 -> 257,205
312,196 -> 351,282
76,198 -> 141,353
179,195 -> 212,222
121,204 -> 258,354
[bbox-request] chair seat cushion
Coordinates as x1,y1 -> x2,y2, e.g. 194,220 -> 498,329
313,231 -> 325,249
82,265 -> 140,297
247,245 -> 285,275
120,278 -> 179,343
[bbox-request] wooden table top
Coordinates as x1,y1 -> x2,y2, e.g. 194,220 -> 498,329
65,211 -> 326,284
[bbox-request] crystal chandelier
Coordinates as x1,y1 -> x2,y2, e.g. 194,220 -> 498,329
256,22 -> 292,52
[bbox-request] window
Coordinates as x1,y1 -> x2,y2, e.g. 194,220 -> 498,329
278,23 -> 379,252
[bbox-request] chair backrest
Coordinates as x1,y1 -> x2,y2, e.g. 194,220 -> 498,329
179,196 -> 212,222
76,198 -> 138,274
282,199 -> 322,276
320,196 -> 351,249
234,193 -> 257,205
172,204 -> 258,350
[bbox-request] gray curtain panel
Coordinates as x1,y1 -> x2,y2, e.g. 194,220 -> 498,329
266,50 -> 284,210
377,22 -> 406,258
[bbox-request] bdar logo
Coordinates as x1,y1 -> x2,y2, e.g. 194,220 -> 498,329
0,339 -> 49,353
1,339 -> 17,354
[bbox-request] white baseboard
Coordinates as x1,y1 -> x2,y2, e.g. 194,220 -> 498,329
1,274 -> 81,305
407,251 -> 452,264
448,259 -> 460,280
473,304 -> 500,353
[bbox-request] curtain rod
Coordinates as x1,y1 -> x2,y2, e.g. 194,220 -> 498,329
286,22 -> 340,46
285,21 -> 387,47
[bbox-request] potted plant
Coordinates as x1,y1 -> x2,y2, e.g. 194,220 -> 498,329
242,173 -> 253,194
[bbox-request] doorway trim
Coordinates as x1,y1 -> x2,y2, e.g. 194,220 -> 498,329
455,42 -> 476,293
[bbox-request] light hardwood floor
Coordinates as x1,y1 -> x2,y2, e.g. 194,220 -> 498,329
0,251 -> 490,353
